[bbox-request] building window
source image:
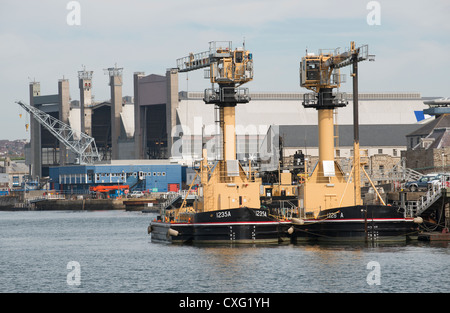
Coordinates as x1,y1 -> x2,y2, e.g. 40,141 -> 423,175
335,149 -> 340,157
153,172 -> 156,176
393,149 -> 398,156
157,172 -> 161,176
162,172 -> 166,176
379,165 -> 384,174
378,149 -> 383,154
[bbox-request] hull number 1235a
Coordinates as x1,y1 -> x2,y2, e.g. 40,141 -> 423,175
216,211 -> 231,218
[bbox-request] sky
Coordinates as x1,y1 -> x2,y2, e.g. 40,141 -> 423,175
0,0 -> 449,140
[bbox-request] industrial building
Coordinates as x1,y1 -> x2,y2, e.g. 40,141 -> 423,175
24,65 -> 438,192
176,91 -> 428,162
48,161 -> 183,194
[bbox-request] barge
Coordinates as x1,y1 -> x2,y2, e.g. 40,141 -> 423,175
290,41 -> 419,242
148,41 -> 292,244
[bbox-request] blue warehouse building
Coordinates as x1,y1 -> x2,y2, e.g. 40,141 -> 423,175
49,161 -> 184,194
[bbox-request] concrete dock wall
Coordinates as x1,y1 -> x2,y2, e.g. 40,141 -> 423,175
34,199 -> 125,211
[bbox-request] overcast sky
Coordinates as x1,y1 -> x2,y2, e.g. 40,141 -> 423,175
0,0 -> 449,140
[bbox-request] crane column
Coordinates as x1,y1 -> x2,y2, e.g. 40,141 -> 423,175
299,41 -> 372,215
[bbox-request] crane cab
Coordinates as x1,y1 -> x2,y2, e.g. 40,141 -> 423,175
300,55 -> 321,87
210,46 -> 253,86
299,53 -> 339,92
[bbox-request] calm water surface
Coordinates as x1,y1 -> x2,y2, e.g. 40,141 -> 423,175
1,210 -> 449,293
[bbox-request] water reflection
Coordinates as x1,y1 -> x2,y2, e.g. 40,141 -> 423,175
2,210 -> 449,293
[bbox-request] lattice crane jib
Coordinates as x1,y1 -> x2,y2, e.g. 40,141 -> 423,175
16,101 -> 101,164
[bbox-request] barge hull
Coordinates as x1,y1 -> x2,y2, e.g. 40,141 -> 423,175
150,207 -> 291,244
292,205 -> 418,242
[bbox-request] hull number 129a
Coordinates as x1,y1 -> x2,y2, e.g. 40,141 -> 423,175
255,210 -> 267,217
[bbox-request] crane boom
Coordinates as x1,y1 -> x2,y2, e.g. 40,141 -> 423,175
176,50 -> 211,72
16,101 -> 102,164
176,41 -> 253,88
300,42 -> 372,92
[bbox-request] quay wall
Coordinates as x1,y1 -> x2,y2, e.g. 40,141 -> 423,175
34,199 -> 125,211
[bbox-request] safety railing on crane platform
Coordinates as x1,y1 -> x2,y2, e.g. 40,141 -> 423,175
208,41 -> 232,58
203,87 -> 250,104
176,50 -> 210,72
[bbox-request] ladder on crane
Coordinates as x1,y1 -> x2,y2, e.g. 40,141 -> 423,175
16,101 -> 102,164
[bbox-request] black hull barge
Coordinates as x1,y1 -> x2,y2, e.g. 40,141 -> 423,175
291,205 -> 419,243
149,207 -> 292,244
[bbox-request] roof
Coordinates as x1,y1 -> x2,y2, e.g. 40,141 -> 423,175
176,96 -> 428,135
426,128 -> 450,149
278,124 -> 421,147
407,114 -> 450,137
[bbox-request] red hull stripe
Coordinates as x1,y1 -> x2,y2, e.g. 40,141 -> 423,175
152,219 -> 413,226
153,221 -> 291,226
308,218 -> 414,223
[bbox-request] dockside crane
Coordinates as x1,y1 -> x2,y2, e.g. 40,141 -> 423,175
176,41 -> 253,176
16,101 -> 102,164
175,41 -> 260,212
299,41 -> 374,214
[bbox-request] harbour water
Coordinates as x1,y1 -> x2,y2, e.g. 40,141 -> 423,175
1,210 -> 449,293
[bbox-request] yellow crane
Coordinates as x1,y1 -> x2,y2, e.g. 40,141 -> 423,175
177,41 -> 253,164
176,41 -> 260,212
299,41 -> 374,217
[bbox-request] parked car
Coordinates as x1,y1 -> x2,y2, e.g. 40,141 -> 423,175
427,173 -> 450,189
405,174 -> 440,192
129,191 -> 144,198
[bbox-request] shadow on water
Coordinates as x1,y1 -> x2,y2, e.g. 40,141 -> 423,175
157,237 -> 448,251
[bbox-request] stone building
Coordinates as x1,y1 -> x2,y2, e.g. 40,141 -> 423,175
403,113 -> 450,174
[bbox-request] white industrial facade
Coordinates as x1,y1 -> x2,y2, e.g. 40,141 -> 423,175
27,68 -> 431,176
172,91 -> 429,165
